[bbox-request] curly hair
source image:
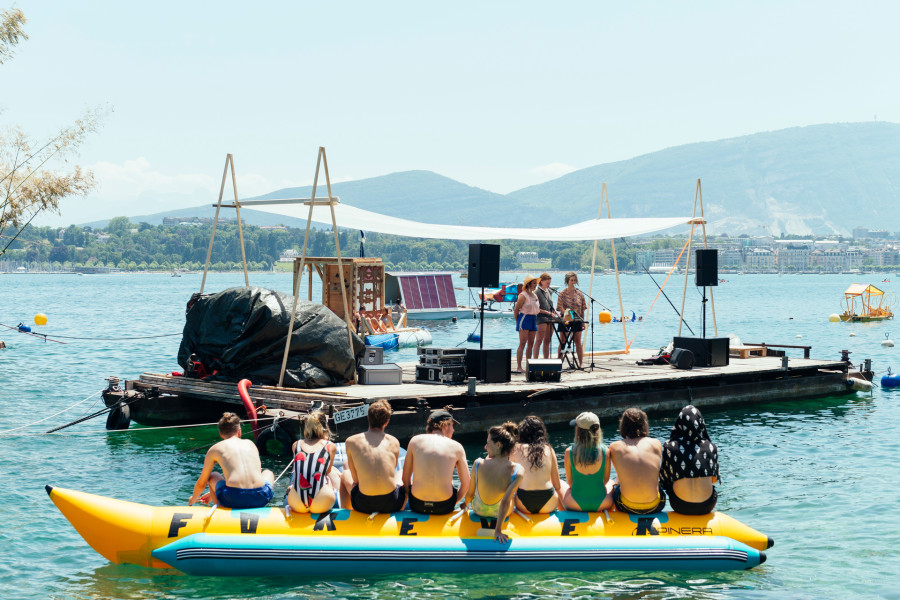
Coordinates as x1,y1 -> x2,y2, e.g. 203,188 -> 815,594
367,399 -> 392,429
517,415 -> 548,469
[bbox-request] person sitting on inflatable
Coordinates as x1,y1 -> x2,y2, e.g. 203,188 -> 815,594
340,400 -> 406,513
608,408 -> 666,514
403,409 -> 470,515
285,411 -> 340,514
660,405 -> 719,515
510,415 -> 563,514
463,422 -> 523,543
188,412 -> 275,509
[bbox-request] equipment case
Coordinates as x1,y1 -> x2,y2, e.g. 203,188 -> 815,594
415,364 -> 468,384
357,363 -> 403,385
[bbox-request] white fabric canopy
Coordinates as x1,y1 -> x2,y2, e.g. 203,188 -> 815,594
240,199 -> 691,241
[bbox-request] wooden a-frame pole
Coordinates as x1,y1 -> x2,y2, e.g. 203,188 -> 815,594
585,183 -> 629,357
278,147 -> 356,387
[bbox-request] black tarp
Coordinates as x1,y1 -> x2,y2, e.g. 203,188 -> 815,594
177,287 -> 364,389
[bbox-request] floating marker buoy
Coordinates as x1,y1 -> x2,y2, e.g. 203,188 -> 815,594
828,314 -> 840,322
849,332 -> 856,337
467,333 -> 481,343
796,335 -> 803,339
882,333 -> 894,348
598,310 -> 612,323
34,313 -> 47,326
882,368 -> 900,387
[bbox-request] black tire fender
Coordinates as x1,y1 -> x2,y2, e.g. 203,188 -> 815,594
255,424 -> 293,457
106,402 -> 131,430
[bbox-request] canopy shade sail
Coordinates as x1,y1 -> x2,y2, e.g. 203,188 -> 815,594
844,283 -> 884,297
237,198 -> 693,241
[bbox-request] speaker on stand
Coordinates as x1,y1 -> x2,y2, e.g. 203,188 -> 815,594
468,243 -> 500,351
695,249 -> 718,338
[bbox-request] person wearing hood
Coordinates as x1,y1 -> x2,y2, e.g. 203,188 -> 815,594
659,405 -> 720,515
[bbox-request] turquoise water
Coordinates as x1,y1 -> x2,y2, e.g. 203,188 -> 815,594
1,272 -> 899,599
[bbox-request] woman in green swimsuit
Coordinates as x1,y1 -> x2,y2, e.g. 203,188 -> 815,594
560,412 -> 613,512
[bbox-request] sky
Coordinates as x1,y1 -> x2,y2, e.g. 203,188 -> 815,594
4,1 -> 899,227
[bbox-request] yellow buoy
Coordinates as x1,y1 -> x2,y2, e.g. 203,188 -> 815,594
34,313 -> 48,326
598,310 -> 612,323
828,314 -> 841,322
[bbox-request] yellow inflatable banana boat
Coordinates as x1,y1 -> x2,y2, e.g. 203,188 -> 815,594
47,485 -> 772,575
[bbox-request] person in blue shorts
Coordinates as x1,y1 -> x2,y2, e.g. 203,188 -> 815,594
513,275 -> 540,373
188,412 -> 275,509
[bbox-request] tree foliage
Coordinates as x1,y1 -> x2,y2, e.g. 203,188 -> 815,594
0,8 -> 107,257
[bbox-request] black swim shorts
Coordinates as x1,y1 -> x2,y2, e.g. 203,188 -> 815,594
350,484 -> 406,513
408,487 -> 458,515
667,487 -> 717,515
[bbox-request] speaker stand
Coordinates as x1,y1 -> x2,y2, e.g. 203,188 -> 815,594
701,285 -> 708,339
479,286 -> 485,350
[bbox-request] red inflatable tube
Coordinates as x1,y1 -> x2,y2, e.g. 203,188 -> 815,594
237,379 -> 259,441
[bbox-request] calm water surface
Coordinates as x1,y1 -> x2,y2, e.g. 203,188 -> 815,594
1,272 -> 898,599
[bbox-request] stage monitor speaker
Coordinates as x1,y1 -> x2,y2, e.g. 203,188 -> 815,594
695,249 -> 718,287
673,336 -> 730,368
468,243 -> 500,288
670,348 -> 694,370
465,348 -> 511,383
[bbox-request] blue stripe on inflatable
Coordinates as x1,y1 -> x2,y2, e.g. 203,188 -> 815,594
153,534 -> 763,576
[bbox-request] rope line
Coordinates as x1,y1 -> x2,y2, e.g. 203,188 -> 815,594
0,391 -> 102,436
39,332 -> 182,341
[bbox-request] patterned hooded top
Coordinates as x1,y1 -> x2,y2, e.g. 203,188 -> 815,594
660,405 -> 719,489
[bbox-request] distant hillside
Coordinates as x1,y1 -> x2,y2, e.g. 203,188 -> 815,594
507,122 -> 900,236
84,122 -> 900,236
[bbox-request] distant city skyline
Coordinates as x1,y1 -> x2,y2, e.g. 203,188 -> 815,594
5,1 -> 900,226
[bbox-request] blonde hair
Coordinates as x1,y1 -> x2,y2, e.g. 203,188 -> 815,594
302,410 -> 330,440
573,422 -> 603,466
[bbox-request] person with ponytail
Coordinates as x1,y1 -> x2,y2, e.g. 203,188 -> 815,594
560,411 -> 613,512
510,416 -> 562,513
463,422 -> 524,543
285,411 -> 340,514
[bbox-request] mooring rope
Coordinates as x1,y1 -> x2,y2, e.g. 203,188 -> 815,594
0,391 -> 102,436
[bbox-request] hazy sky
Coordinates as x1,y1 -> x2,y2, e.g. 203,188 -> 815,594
4,1 -> 898,226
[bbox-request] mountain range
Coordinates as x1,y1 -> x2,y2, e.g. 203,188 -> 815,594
86,122 -> 900,236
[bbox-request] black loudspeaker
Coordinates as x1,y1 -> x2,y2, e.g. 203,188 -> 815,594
670,348 -> 694,370
465,348 -> 511,383
695,249 -> 718,287
468,243 -> 500,288
673,336 -> 730,368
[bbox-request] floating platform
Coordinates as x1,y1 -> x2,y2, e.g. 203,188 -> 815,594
103,344 -> 869,443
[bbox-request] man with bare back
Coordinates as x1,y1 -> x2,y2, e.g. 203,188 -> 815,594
188,412 -> 275,509
608,407 -> 667,514
340,399 -> 406,513
402,408 -> 470,515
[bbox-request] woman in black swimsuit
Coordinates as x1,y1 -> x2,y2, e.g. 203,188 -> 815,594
509,416 -> 562,514
660,405 -> 720,515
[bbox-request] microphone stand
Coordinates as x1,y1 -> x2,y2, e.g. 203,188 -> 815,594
575,286 -> 610,373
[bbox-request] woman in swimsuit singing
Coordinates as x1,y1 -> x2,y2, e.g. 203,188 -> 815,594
510,416 -> 562,514
560,411 -> 614,512
285,411 -> 340,514
463,422 -> 524,543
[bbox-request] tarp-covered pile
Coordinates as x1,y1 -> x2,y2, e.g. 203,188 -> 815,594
177,287 -> 364,389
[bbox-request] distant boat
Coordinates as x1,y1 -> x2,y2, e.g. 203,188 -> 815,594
839,283 -> 894,322
171,270 -> 181,277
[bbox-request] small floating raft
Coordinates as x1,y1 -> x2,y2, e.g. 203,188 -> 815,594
47,486 -> 771,575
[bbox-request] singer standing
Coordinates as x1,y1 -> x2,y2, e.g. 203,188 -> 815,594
556,272 -> 587,367
534,273 -> 556,359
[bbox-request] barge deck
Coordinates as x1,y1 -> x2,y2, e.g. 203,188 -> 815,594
103,346 -> 867,444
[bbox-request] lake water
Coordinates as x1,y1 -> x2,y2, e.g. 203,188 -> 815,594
1,271 -> 898,599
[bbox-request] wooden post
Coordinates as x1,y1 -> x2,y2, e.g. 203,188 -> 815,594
278,149 -> 322,388
199,155 -> 232,294
230,155 -> 250,287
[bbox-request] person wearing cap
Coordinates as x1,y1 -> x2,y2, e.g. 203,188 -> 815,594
340,399 -> 407,513
560,411 -> 613,512
533,273 -> 557,360
608,407 -> 666,515
402,408 -> 470,515
513,275 -> 541,374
